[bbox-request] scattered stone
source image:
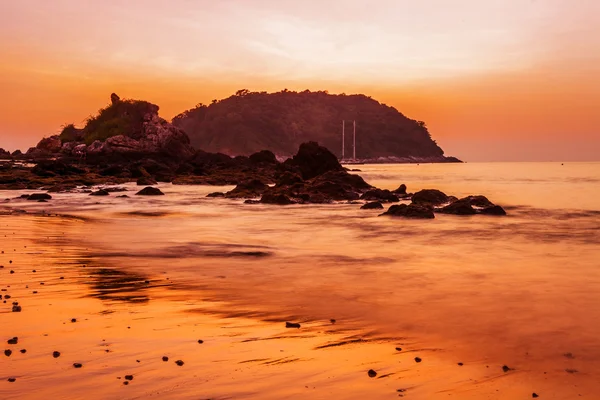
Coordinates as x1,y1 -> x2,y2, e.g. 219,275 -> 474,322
162,356 -> 169,362
7,378 -> 16,382
124,375 -> 133,381
12,305 -> 21,312
5,349 -> 12,357
480,205 -> 507,216
89,189 -> 110,196
71,318 -> 77,323
260,193 -> 295,205
116,195 -> 129,198
206,192 -> 225,198
438,198 -> 477,215
7,337 -> 18,345
136,176 -> 158,186
367,369 -> 377,378
392,184 -> 407,195
53,351 -> 61,358
381,204 -> 435,219
20,349 -> 26,354
73,363 -> 83,368
532,393 -> 539,398
175,360 -> 184,366
135,187 -> 164,196
360,189 -> 399,203
285,322 -> 301,329
27,193 -> 52,201
414,357 -> 422,363
330,319 -> 336,324
458,362 -> 464,366
123,381 -> 129,386
361,201 -> 383,210
197,340 -> 204,344
395,347 -> 402,351
502,365 -> 511,372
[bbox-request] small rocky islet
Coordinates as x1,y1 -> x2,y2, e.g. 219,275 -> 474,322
0,94 -> 506,218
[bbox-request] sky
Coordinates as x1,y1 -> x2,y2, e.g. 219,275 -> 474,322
0,0 -> 599,161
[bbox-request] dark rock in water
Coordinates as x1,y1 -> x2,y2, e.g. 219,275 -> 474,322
90,189 -> 110,196
244,199 -> 261,204
7,337 -> 18,345
5,349 -> 12,357
225,179 -> 268,198
137,176 -> 157,186
414,357 -> 422,363
285,322 -> 301,329
395,347 -> 402,351
27,193 -> 52,201
12,305 -> 22,312
8,378 -> 16,382
197,340 -> 204,344
71,318 -> 77,323
38,199 -> 48,203
361,201 -> 384,210
458,362 -> 464,366
285,141 -> 344,180
249,150 -> 277,164
117,195 -> 129,198
381,204 -> 435,219
31,161 -> 85,177
438,199 -> 476,215
73,363 -> 83,368
162,356 -> 169,362
123,381 -> 129,386
360,189 -> 399,203
330,319 -> 336,324
367,369 -> 377,378
463,195 -> 494,208
206,192 -> 225,197
20,349 -> 26,354
480,205 -> 507,216
502,365 -> 511,372
53,351 -> 61,358
532,393 -> 539,398
125,375 -> 133,381
136,187 -> 164,196
175,360 -> 184,366
260,193 -> 295,205
411,189 -> 448,206
393,184 -> 407,195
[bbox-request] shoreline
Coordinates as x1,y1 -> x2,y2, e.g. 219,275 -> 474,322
0,212 -> 585,399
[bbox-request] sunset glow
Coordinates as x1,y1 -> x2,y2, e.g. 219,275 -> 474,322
1,0 -> 599,160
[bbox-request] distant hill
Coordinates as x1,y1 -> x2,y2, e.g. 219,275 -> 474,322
172,90 -> 458,162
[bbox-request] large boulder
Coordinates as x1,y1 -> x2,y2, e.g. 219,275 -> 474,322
36,135 -> 62,153
285,142 -> 344,180
361,201 -> 384,210
392,184 -> 407,195
260,193 -> 295,205
480,205 -> 507,216
136,187 -> 164,196
249,150 -> 278,164
381,204 -> 435,219
438,199 -> 477,215
411,189 -> 449,206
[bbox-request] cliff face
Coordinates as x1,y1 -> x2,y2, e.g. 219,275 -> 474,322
173,90 -> 451,160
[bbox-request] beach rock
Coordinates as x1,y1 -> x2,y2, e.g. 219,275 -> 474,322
244,199 -> 260,204
225,179 -> 268,198
90,189 -> 110,196
31,160 -> 85,177
7,337 -> 18,345
125,375 -> 133,381
4,349 -> 12,357
360,189 -> 399,203
381,204 -> 435,219
20,349 -> 26,354
285,141 -> 344,180
532,393 -> 539,398
367,369 -> 377,378
438,198 -> 477,215
12,305 -> 22,312
53,351 -> 61,358
206,192 -> 225,197
175,360 -> 184,366
136,187 -> 164,196
395,347 -> 402,351
27,193 -> 52,201
462,195 -> 495,208
137,176 -> 157,186
162,356 -> 169,362
392,184 -> 407,195
73,363 -> 83,368
275,172 -> 303,187
414,357 -> 422,363
197,340 -> 204,344
480,205 -> 507,216
411,189 -> 448,206
361,201 -> 384,210
249,150 -> 277,164
502,365 -> 511,372
285,322 -> 301,329
260,193 -> 295,205
7,378 -> 16,382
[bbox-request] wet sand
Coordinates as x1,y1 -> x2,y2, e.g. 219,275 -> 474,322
0,213 -> 593,400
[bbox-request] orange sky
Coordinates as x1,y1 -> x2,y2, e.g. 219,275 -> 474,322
0,0 -> 599,161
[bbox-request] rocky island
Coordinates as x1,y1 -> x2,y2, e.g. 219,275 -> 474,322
0,94 -> 502,217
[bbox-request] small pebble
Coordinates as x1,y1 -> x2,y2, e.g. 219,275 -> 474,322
125,375 -> 133,381
395,347 -> 402,351
7,337 -> 18,345
285,322 -> 301,329
20,349 -> 26,354
197,340 -> 204,344
162,356 -> 169,362
330,319 -> 336,324
175,360 -> 184,366
7,378 -> 16,382
502,365 -> 511,373
458,362 -> 464,366
414,357 -> 422,363
123,381 -> 129,386
53,351 -> 61,358
73,363 -> 83,368
367,369 -> 377,378
5,349 -> 12,357
71,318 -> 77,323
532,394 -> 539,398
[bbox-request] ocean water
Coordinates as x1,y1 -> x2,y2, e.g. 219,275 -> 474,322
1,161 -> 600,398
